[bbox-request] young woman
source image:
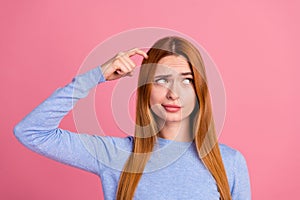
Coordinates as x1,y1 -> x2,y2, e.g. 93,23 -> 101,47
14,36 -> 251,200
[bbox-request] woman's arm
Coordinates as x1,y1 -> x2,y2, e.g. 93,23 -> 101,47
13,66 -> 107,174
13,48 -> 148,175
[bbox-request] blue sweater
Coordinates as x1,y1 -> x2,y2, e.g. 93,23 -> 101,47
14,66 -> 251,200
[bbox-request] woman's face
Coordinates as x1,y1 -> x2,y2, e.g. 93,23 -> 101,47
150,55 -> 196,124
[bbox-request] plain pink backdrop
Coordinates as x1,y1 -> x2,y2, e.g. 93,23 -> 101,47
1,0 -> 299,199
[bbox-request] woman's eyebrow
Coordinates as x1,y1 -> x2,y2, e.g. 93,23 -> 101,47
181,72 -> 193,76
154,72 -> 193,79
154,74 -> 172,79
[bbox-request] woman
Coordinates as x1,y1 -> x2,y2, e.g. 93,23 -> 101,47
14,36 -> 251,200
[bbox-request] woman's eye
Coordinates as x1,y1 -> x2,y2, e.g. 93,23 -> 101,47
182,78 -> 193,85
155,78 -> 167,84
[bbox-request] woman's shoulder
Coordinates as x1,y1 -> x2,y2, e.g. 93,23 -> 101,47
77,134 -> 134,154
218,143 -> 251,198
219,143 -> 240,157
218,143 -> 247,166
218,143 -> 249,182
96,135 -> 134,152
109,135 -> 134,149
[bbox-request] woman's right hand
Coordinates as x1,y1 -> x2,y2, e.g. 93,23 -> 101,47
100,48 -> 148,81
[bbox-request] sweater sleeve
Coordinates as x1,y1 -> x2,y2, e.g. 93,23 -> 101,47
13,66 -> 111,175
231,151 -> 252,200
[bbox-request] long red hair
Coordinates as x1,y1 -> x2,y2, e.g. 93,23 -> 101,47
116,36 -> 232,200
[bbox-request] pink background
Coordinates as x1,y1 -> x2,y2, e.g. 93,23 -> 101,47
1,0 -> 299,199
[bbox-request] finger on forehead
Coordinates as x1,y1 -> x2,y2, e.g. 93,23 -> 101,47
127,48 -> 148,58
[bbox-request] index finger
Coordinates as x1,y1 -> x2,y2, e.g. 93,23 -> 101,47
127,48 -> 148,59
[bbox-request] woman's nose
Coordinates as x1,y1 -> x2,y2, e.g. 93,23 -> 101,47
166,82 -> 179,100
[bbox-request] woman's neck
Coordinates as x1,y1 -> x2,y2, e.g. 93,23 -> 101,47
157,118 -> 193,142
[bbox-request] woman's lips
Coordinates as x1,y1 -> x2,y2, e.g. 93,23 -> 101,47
162,104 -> 181,112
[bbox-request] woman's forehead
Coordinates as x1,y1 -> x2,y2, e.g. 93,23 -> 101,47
155,55 -> 191,75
